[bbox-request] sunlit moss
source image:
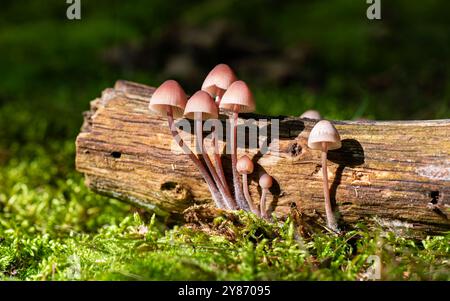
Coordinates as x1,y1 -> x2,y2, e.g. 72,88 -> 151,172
0,147 -> 448,280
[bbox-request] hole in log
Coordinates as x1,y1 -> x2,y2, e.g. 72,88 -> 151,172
430,191 -> 440,204
160,181 -> 192,203
161,182 -> 178,190
288,142 -> 302,157
311,164 -> 321,176
111,151 -> 121,159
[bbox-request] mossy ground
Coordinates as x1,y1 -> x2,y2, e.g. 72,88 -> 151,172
0,1 -> 449,280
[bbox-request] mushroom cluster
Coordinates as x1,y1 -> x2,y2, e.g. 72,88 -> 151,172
148,64 -> 343,228
149,64 -> 274,219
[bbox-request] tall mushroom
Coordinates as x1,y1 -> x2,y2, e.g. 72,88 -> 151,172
184,90 -> 237,209
149,80 -> 225,209
201,64 -> 237,197
236,155 -> 259,215
220,80 -> 256,210
258,173 -> 273,220
307,120 -> 342,231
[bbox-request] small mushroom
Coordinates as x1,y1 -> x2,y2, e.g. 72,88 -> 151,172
300,110 -> 322,120
201,63 -> 237,105
308,120 -> 342,231
236,155 -> 259,215
149,80 -> 225,208
184,90 -> 236,209
258,173 -> 273,220
220,81 -> 256,211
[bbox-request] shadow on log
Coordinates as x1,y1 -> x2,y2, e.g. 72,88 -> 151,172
75,80 -> 450,237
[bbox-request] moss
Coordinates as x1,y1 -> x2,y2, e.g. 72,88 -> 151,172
0,147 -> 448,280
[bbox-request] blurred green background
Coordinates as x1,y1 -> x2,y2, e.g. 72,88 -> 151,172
1,0 -> 450,138
0,0 -> 449,280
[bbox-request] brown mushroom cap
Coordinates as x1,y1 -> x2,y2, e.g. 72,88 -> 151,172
219,80 -> 256,113
236,155 -> 254,174
184,90 -> 218,120
300,110 -> 321,120
149,80 -> 187,118
201,64 -> 237,98
259,173 -> 273,189
307,120 -> 342,150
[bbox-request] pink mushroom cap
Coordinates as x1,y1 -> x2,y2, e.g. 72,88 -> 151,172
184,90 -> 219,120
237,155 -> 254,174
201,64 -> 237,98
149,80 -> 188,118
219,80 -> 256,113
259,173 -> 273,189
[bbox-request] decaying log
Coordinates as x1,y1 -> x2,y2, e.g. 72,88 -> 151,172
75,80 -> 450,236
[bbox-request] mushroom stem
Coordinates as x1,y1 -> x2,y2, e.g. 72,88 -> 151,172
211,119 -> 233,198
231,111 -> 249,210
167,108 -> 225,209
215,94 -> 223,106
259,189 -> 268,219
195,118 -> 237,209
321,142 -> 338,230
211,95 -> 230,193
242,174 -> 259,215
212,95 -> 230,191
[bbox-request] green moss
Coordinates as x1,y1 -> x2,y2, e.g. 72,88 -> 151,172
0,147 -> 448,280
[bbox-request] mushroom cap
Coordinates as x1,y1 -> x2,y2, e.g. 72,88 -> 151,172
307,120 -> 342,150
300,109 -> 321,120
236,155 -> 254,174
201,64 -> 237,98
149,80 -> 187,118
259,173 -> 273,189
219,80 -> 256,113
184,90 -> 218,120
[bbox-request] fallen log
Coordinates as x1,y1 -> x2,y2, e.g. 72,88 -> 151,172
75,80 -> 450,236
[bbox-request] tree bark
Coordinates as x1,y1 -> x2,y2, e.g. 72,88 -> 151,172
75,80 -> 450,236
